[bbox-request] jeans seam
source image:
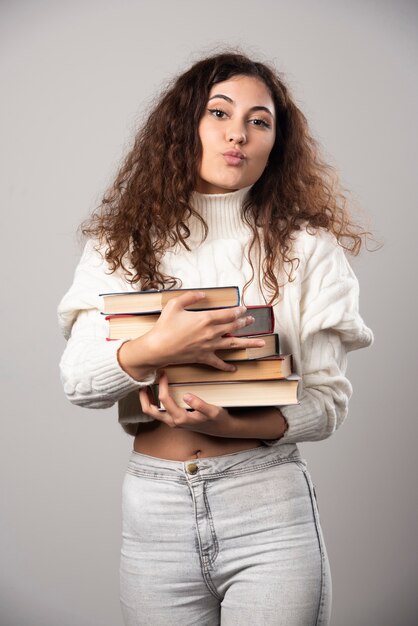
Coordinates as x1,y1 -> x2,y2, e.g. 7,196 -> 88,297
201,457 -> 299,481
186,480 -> 223,602
126,466 -> 185,482
203,482 -> 219,567
296,462 -> 327,626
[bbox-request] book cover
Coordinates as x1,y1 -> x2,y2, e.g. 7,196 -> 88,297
227,304 -> 274,337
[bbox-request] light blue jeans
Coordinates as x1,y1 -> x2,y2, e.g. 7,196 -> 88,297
120,443 -> 332,625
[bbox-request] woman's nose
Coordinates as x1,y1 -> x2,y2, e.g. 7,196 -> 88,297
227,124 -> 247,145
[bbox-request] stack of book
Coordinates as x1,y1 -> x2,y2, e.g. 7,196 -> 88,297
100,286 -> 300,410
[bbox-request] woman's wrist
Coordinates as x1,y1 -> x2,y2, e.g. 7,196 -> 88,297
117,337 -> 161,381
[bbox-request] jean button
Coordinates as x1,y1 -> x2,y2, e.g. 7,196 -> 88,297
186,463 -> 199,475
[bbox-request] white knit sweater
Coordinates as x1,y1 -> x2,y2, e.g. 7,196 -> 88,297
58,186 -> 373,443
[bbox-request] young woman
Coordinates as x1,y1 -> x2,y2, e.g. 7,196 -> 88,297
58,52 -> 373,625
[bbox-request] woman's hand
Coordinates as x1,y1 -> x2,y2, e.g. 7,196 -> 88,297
139,371 -> 235,436
139,372 -> 288,440
118,290 -> 265,380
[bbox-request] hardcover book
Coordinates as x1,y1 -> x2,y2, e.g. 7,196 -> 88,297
106,304 -> 274,340
162,354 -> 292,384
118,372 -> 299,424
100,285 -> 240,315
155,376 -> 300,409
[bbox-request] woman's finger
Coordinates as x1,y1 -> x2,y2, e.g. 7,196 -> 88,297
204,304 -> 247,325
215,335 -> 266,351
138,387 -> 153,412
214,314 -> 256,337
199,354 -> 237,372
157,372 -> 191,421
139,387 -> 175,426
164,290 -> 208,312
182,393 -> 220,419
157,373 -> 221,427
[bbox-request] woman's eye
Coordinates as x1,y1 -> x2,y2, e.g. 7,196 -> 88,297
250,118 -> 271,129
208,108 -> 227,119
207,108 -> 271,128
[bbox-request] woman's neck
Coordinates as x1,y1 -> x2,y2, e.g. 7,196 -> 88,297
189,186 -> 252,241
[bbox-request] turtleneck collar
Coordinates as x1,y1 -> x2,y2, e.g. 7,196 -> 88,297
191,185 -> 252,211
189,185 -> 253,241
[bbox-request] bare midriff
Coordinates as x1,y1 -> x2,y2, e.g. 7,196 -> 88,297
133,421 -> 262,461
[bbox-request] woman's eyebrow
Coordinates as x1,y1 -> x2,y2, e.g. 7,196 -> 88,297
208,94 -> 234,103
208,94 -> 274,118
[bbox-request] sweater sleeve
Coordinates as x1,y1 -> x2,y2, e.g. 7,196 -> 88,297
264,231 -> 373,445
58,240 -> 156,410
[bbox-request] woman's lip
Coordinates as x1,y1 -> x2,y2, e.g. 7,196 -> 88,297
223,153 -> 245,166
223,150 -> 245,158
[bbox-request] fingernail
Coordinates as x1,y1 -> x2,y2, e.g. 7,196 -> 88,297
183,394 -> 193,402
247,316 -> 255,324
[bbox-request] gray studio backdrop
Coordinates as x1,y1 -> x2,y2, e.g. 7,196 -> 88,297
1,1 -> 417,625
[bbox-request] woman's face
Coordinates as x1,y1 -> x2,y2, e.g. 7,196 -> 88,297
196,75 -> 276,194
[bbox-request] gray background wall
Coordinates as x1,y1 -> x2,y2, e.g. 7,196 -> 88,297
1,1 -> 417,625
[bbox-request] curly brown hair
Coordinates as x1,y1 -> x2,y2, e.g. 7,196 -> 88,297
82,51 -> 368,303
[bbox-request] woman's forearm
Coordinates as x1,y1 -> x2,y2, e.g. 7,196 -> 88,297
231,407 -> 288,440
182,406 -> 288,441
